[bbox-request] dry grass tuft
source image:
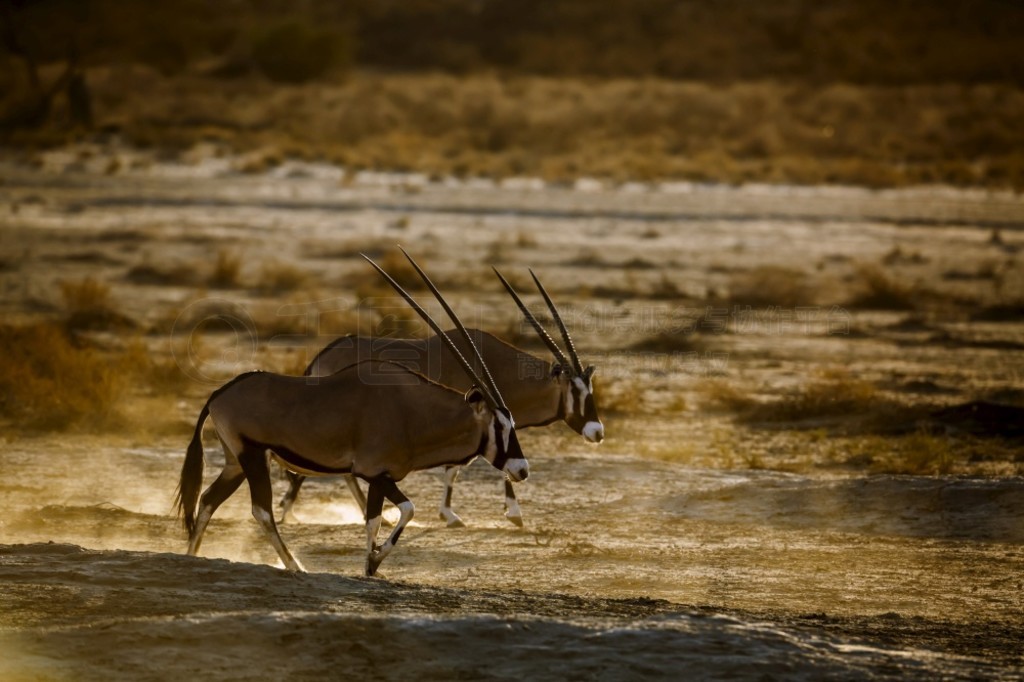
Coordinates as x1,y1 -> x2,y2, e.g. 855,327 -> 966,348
728,266 -> 812,308
351,250 -> 429,297
0,322 -> 194,434
255,260 -> 311,295
702,370 -> 915,429
124,263 -> 197,286
0,323 -> 127,430
60,277 -> 135,332
597,375 -> 647,415
845,432 -> 956,475
701,380 -> 756,414
629,328 -> 707,353
845,265 -> 918,311
208,250 -> 243,289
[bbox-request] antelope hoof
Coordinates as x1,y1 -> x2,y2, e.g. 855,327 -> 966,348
365,550 -> 384,577
439,509 -> 466,528
505,513 -> 524,528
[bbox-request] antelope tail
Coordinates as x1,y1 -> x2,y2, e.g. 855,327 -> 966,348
176,400 -> 210,536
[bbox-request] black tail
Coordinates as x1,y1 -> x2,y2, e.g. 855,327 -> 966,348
176,401 -> 210,536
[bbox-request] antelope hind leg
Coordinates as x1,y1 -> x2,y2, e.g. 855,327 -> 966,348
189,437 -> 246,556
277,469 -> 306,524
188,465 -> 245,555
239,447 -> 305,572
438,465 -> 466,528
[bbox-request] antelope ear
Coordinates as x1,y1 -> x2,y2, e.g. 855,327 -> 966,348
584,366 -> 596,379
464,387 -> 488,414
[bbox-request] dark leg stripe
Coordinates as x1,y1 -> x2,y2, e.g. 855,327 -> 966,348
365,478 -> 386,522
444,478 -> 455,507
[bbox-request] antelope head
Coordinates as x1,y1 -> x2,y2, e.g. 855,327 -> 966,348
465,388 -> 528,482
494,268 -> 605,444
364,248 -> 530,482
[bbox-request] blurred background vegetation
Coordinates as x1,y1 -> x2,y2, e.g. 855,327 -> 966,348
3,0 -> 1024,187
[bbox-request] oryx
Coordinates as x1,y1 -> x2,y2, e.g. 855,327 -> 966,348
176,252 -> 529,577
280,263 -> 603,528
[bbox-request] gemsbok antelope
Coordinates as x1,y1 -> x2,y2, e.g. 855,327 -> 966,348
280,257 -> 603,528
175,252 -> 529,576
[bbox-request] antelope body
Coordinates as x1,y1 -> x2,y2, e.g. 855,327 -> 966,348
177,250 -> 528,576
281,268 -> 604,528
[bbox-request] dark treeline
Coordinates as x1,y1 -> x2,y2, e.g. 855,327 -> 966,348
3,0 -> 1024,85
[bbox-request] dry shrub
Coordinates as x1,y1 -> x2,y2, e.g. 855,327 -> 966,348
516,230 -> 538,248
60,277 -> 135,331
235,147 -> 284,174
357,250 -> 428,294
628,328 -> 706,353
371,305 -> 428,339
649,274 -> 684,300
728,266 -> 811,308
238,297 -> 373,341
845,265 -> 918,311
0,321 -> 193,433
703,371 -> 906,427
0,323 -> 128,430
119,339 -> 192,394
848,432 -> 956,475
701,380 -> 758,414
250,303 -> 310,340
251,20 -> 352,84
208,250 -> 242,288
124,263 -> 197,286
971,300 -> 1024,322
598,375 -> 646,415
255,260 -> 310,294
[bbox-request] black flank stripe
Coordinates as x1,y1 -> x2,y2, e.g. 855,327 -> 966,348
243,436 -> 352,475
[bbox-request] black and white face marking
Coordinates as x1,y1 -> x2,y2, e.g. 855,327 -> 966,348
563,368 -> 604,443
485,408 -> 529,482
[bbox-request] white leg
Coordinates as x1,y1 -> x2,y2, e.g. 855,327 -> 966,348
238,447 -> 305,572
438,465 -> 466,528
254,506 -> 306,572
344,474 -> 368,514
365,515 -> 383,556
503,477 -> 523,527
188,461 -> 245,556
187,505 -> 214,555
372,500 -> 414,564
366,477 -> 414,576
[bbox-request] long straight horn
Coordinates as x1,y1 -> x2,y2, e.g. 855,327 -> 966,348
397,246 -> 507,408
361,254 -> 500,409
492,267 -> 572,371
529,268 -> 583,375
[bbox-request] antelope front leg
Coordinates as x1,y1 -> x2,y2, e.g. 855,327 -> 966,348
503,477 -> 523,527
365,476 -> 414,577
438,465 -> 466,528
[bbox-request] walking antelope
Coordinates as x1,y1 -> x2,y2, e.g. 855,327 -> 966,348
280,261 -> 603,528
176,252 -> 529,577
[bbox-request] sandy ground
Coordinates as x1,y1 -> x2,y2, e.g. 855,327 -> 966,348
2,439 -> 1023,680
1,147 -> 1023,679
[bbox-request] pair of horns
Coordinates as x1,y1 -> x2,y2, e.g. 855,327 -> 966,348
362,247 -> 507,411
493,268 -> 584,377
